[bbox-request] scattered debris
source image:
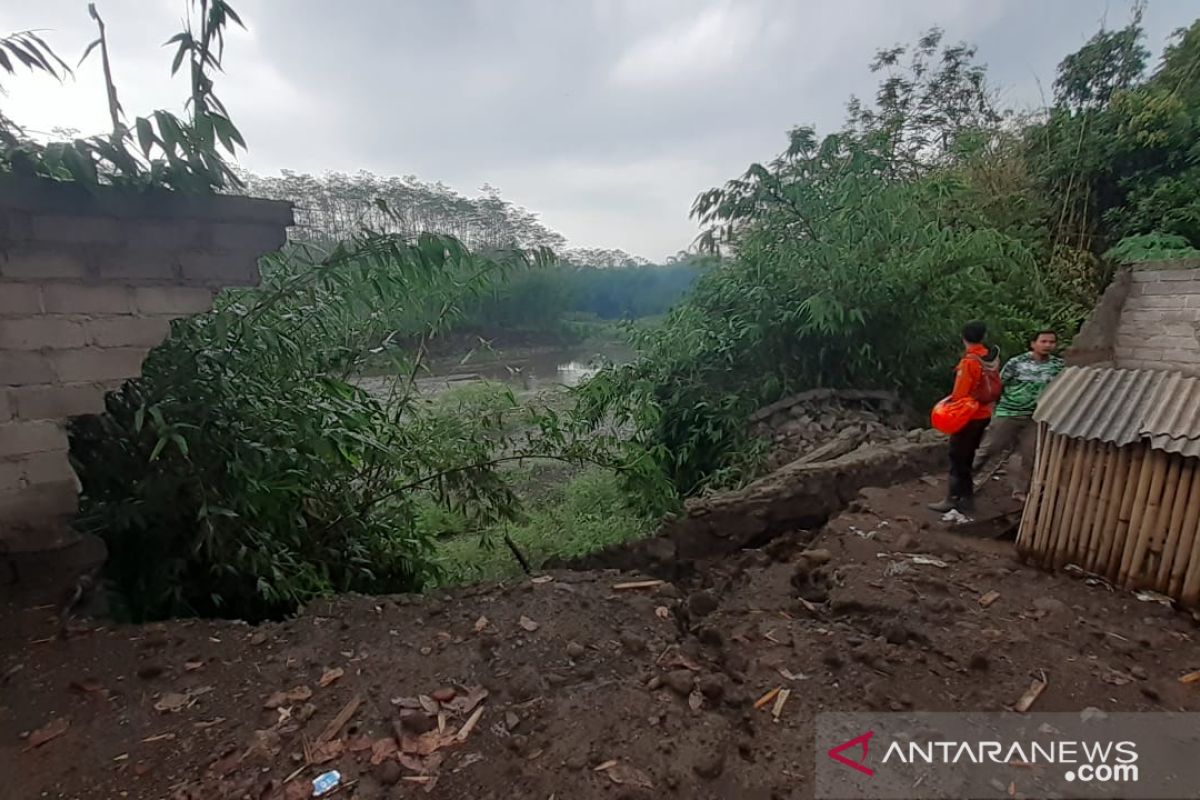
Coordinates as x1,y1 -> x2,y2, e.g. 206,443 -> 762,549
1136,591 -> 1174,607
612,580 -> 665,591
979,590 -> 1001,608
456,706 -> 485,742
141,732 -> 175,743
530,575 -> 554,584
318,695 -> 362,743
1015,673 -> 1048,712
318,667 -> 344,688
655,606 -> 671,621
1179,670 -> 1200,685
778,668 -> 808,682
154,686 -> 213,714
473,615 -> 490,633
754,687 -> 782,711
771,688 -> 791,721
312,770 -> 341,797
911,555 -> 948,568
264,686 -> 313,709
597,761 -> 654,789
518,616 -> 540,633
27,717 -> 69,749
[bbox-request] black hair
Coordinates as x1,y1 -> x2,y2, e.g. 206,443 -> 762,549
1031,329 -> 1057,342
961,320 -> 987,344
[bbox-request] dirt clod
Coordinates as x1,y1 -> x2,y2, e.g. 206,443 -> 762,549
373,759 -> 402,786
665,670 -> 695,697
687,591 -> 719,618
565,641 -> 586,659
509,666 -> 543,702
693,749 -> 725,779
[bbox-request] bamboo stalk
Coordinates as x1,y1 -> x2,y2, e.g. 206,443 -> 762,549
1090,445 -> 1129,574
1031,432 -> 1068,566
1179,497 -> 1200,606
1060,440 -> 1098,568
1168,462 -> 1200,598
1078,442 -> 1112,571
1108,445 -> 1146,581
1120,449 -> 1169,588
1052,439 -> 1090,569
1142,455 -> 1182,585
1017,423 -> 1049,554
1154,457 -> 1192,592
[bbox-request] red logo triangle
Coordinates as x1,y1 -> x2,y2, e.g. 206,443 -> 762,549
827,731 -> 875,776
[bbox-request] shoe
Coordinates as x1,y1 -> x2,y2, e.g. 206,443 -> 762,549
927,498 -> 957,513
957,496 -> 976,514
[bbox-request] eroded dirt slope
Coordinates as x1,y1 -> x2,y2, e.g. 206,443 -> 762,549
3,477 -> 1199,800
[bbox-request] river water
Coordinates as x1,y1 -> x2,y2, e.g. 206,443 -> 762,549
357,341 -> 634,401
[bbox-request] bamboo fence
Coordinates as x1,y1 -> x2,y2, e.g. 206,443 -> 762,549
1017,425 -> 1200,606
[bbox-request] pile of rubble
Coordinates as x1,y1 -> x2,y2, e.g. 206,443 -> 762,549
749,389 -> 919,470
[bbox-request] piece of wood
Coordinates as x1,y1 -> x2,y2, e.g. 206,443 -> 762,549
1090,445 -> 1129,574
793,428 -> 868,465
1030,432 -> 1068,566
771,688 -> 791,721
1117,446 -> 1156,584
1051,439 -> 1089,568
1016,424 -> 1049,554
1179,670 -> 1200,685
753,687 -> 781,710
455,706 -> 484,742
1157,458 -> 1195,592
1168,463 -> 1200,597
612,580 -> 665,591
1177,495 -> 1200,607
317,694 -> 362,744
1144,456 -> 1183,586
1059,440 -> 1097,568
1108,446 -> 1145,581
1122,450 -> 1169,588
1014,675 -> 1047,712
1076,441 -> 1110,569
978,590 -> 1001,608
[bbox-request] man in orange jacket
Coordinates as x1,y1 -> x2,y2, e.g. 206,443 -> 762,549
928,320 -> 994,514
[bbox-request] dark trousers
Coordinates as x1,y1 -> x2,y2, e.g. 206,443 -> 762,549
948,418 -> 990,500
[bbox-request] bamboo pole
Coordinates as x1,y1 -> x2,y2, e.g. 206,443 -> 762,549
1121,449 -> 1169,588
1154,457 -> 1193,592
1060,440 -> 1098,568
1113,445 -> 1152,582
1179,497 -> 1200,607
1090,445 -> 1130,574
1052,439 -> 1090,569
1017,423 -> 1049,554
1142,455 -> 1182,585
1030,432 -> 1068,567
1168,462 -> 1200,598
1075,440 -> 1108,568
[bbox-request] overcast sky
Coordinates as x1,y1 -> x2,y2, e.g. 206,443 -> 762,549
2,1 -> 1193,259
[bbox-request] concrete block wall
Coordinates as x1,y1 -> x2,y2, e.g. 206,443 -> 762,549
1113,259 -> 1200,374
0,179 -> 292,551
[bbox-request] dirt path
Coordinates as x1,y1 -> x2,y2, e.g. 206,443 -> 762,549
3,477 -> 1199,800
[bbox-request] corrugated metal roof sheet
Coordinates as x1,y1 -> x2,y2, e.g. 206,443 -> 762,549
1140,371 -> 1200,458
1033,366 -> 1200,457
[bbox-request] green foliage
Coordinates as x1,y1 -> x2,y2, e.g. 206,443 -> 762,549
1104,232 -> 1200,264
68,231 -> 606,621
1,1 -> 246,191
432,468 -> 654,586
1053,8 -> 1149,110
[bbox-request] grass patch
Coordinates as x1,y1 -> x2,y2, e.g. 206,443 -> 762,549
430,468 -> 654,586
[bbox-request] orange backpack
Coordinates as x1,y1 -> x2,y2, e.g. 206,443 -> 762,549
968,354 -> 1002,406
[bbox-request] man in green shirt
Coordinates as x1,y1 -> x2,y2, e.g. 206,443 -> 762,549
974,330 -> 1064,500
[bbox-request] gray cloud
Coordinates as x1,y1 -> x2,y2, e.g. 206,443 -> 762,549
2,0 -> 1193,259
